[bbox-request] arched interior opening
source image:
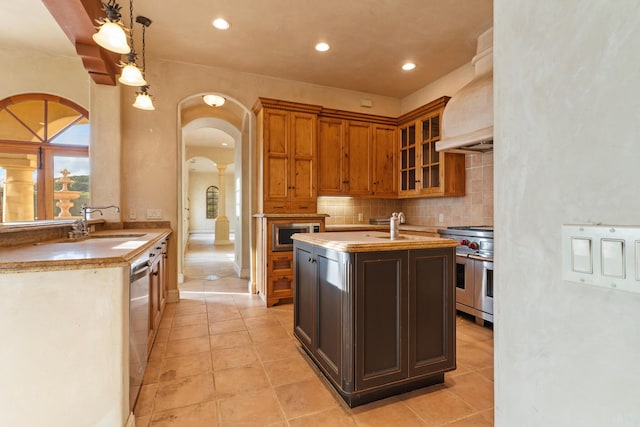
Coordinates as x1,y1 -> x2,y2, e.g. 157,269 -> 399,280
177,94 -> 253,291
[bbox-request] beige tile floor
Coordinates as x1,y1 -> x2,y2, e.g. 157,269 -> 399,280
134,234 -> 494,426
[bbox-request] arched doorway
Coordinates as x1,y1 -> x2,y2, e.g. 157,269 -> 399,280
177,94 -> 253,291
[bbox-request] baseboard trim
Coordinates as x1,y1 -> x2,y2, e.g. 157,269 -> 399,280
167,289 -> 180,303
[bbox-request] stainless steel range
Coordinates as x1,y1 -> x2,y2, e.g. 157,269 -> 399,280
438,226 -> 494,325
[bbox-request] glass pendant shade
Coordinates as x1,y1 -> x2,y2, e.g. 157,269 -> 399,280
203,94 -> 226,107
133,92 -> 155,110
119,63 -> 147,86
92,22 -> 131,54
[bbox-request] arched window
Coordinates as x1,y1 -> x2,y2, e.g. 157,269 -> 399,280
0,93 -> 89,222
206,186 -> 219,219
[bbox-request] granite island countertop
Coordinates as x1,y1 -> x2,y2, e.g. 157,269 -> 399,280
292,231 -> 458,253
0,228 -> 172,273
325,224 -> 443,234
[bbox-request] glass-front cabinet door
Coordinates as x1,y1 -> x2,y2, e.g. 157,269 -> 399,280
397,96 -> 465,199
419,112 -> 442,194
399,123 -> 417,194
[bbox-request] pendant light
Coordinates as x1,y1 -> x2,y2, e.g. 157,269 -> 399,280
118,0 -> 146,86
133,86 -> 155,110
92,0 -> 131,54
133,16 -> 155,111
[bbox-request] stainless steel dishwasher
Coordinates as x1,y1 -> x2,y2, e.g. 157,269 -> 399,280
129,251 -> 151,410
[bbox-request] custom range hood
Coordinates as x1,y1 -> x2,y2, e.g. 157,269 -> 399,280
437,27 -> 493,153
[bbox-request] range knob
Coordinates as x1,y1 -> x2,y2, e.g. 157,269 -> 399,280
468,241 -> 479,250
460,239 -> 470,246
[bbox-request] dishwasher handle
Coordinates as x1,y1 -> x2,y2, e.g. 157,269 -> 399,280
131,262 -> 150,282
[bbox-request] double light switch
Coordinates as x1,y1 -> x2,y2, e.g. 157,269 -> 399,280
563,225 -> 640,293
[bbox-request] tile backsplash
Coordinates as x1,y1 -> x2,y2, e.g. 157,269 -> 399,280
318,152 -> 493,227
318,197 -> 402,225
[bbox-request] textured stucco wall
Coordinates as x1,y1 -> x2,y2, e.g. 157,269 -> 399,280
0,48 -> 89,107
494,1 -> 640,425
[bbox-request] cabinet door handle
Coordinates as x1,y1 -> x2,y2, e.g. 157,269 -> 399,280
274,206 -> 285,209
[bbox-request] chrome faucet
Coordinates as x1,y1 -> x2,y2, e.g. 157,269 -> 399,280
397,212 -> 406,224
73,204 -> 120,237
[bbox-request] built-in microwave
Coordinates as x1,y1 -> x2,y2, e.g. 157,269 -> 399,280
272,222 -> 320,252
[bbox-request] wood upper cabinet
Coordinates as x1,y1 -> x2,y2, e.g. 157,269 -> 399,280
372,124 -> 397,197
345,121 -> 372,196
318,117 -> 396,198
398,97 -> 465,198
255,99 -> 321,213
317,118 -> 346,195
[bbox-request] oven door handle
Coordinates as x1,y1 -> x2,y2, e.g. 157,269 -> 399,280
468,254 -> 493,262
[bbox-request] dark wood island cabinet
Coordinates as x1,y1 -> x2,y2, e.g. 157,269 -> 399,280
292,231 -> 458,407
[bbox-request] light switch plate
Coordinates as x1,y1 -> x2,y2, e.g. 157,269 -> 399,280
563,225 -> 640,293
146,208 -> 162,220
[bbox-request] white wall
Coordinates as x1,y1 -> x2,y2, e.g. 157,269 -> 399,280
401,62 -> 474,114
495,1 -> 640,425
188,170 -> 236,234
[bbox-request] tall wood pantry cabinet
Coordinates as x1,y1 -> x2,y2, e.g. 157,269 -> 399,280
253,98 -> 322,213
397,96 -> 465,198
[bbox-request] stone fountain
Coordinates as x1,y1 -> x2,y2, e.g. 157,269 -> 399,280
54,169 -> 81,218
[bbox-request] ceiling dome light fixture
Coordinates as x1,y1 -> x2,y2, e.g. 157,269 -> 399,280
92,0 -> 131,54
402,62 -> 416,71
315,42 -> 330,52
212,18 -> 231,30
203,94 -> 226,107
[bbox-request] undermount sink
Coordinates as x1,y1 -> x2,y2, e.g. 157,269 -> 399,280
90,233 -> 145,239
55,233 -> 146,242
372,234 -> 409,240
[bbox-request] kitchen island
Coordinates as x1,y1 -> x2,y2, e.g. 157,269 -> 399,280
292,231 -> 458,407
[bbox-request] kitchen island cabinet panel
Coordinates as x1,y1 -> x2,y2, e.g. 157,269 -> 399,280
293,232 -> 457,407
316,249 -> 343,383
294,244 -> 344,384
294,243 -> 315,349
409,249 -> 455,376
355,251 -> 408,390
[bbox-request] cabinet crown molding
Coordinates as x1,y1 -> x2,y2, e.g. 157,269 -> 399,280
397,96 -> 450,124
253,98 -> 323,114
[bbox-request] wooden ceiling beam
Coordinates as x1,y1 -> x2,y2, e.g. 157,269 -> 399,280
41,0 -> 120,85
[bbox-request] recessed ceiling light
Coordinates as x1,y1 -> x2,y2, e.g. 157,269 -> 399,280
402,62 -> 416,71
212,18 -> 230,30
221,142 -> 228,146
315,42 -> 330,52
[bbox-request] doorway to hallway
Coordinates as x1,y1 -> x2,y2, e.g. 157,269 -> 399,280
180,233 -> 249,296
